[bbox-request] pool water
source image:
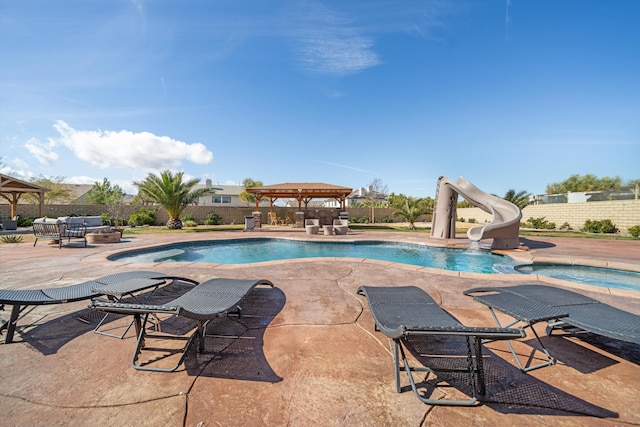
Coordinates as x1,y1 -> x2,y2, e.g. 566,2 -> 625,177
515,264 -> 640,291
110,238 -> 507,274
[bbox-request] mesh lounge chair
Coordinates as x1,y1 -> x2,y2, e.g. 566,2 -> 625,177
357,285 -> 524,406
90,277 -> 275,372
464,284 -> 640,371
0,271 -> 198,344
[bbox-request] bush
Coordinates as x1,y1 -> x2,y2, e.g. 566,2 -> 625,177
458,217 -> 465,222
183,220 -> 198,228
17,216 -> 34,227
204,212 -> 222,225
526,217 -> 556,230
182,213 -> 196,223
628,225 -> 640,238
128,208 -> 156,227
468,218 -> 476,223
380,216 -> 394,223
559,222 -> 573,231
582,219 -> 618,234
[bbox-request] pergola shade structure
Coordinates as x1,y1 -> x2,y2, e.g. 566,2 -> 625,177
246,182 -> 353,214
0,174 -> 47,218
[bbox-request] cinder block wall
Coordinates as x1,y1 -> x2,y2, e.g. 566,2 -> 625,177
4,201 -> 638,235
458,199 -> 640,235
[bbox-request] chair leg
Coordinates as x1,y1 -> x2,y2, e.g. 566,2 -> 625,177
395,338 -> 479,406
1,305 -> 22,344
486,307 -> 555,372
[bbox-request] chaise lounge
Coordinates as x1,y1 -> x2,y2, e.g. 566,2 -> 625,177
90,277 -> 275,372
357,285 -> 524,406
0,271 -> 198,344
464,284 -> 640,371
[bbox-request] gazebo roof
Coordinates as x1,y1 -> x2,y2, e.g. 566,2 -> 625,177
0,173 -> 48,218
247,182 -> 353,212
247,182 -> 352,199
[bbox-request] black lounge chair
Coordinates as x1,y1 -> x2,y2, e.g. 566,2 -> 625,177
90,277 -> 275,372
0,271 -> 198,344
464,284 -> 640,371
357,285 -> 525,406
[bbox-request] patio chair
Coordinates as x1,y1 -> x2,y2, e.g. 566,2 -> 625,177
305,219 -> 319,235
0,271 -> 198,344
463,284 -> 640,371
357,285 -> 524,406
90,277 -> 275,372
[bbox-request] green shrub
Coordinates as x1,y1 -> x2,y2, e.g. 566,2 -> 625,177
582,219 -> 618,234
17,216 -> 34,227
128,208 -> 156,227
458,217 -> 465,222
468,218 -> 476,223
183,220 -> 198,228
380,216 -> 394,223
1,234 -> 23,243
628,225 -> 640,238
559,222 -> 572,230
204,212 -> 222,225
526,217 -> 556,230
182,213 -> 196,223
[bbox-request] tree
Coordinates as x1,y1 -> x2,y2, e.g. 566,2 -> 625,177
86,178 -> 126,226
25,175 -> 74,204
85,178 -> 125,205
239,178 -> 263,207
364,178 -> 388,223
546,174 -> 625,194
392,197 -> 425,230
503,189 -> 531,210
134,170 -> 211,229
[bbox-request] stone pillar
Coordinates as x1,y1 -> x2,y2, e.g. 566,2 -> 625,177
295,212 -> 305,228
252,211 -> 262,229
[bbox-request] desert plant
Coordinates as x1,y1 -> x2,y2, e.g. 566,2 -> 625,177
1,234 -> 23,243
582,219 -> 618,234
559,222 -> 573,231
183,220 -> 198,228
628,225 -> 640,238
182,213 -> 196,223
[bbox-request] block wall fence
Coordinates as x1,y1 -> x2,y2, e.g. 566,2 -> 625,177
2,200 -> 639,235
457,199 -> 640,235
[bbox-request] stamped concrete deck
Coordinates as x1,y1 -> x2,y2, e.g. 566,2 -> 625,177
1,228 -> 639,426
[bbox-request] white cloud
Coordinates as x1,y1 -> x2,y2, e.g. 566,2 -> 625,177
52,120 -> 213,170
289,4 -> 380,76
24,137 -> 59,165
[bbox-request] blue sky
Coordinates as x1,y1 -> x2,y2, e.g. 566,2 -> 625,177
1,0 -> 638,198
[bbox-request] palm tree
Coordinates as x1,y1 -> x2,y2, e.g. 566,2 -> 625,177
134,170 -> 210,229
392,198 -> 424,230
503,189 -> 531,210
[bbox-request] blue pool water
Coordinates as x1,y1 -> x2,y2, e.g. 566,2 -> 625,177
515,264 -> 640,291
110,238 -> 507,274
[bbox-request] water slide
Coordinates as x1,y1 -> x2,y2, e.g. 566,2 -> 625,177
430,176 -> 522,249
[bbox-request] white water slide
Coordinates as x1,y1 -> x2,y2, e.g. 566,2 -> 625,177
430,176 -> 522,249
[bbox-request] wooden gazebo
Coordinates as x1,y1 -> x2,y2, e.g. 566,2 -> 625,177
0,174 -> 47,218
247,182 -> 352,215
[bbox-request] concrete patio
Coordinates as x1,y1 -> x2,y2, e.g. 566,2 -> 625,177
1,229 -> 639,426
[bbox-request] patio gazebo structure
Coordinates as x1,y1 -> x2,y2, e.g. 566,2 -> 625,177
0,174 -> 47,219
247,182 -> 352,227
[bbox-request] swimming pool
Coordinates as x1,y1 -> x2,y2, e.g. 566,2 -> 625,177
514,263 -> 640,291
110,238 -> 509,274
